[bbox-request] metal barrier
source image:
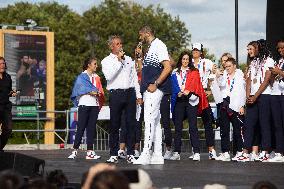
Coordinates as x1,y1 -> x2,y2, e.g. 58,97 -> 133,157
10,104 -> 221,152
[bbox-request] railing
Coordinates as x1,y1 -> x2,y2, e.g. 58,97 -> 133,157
10,105 -> 222,152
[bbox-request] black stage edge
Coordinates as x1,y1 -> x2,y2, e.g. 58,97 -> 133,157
3,150 -> 284,189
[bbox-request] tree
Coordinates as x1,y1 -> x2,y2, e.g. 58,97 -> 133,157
83,0 -> 191,63
0,2 -> 88,110
1,0 -> 193,110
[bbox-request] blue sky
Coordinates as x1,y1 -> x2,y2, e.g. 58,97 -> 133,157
1,0 -> 267,63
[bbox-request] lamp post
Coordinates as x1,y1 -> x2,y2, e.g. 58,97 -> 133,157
235,0 -> 239,66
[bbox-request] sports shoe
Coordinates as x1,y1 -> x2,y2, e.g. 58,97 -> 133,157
127,155 -> 136,164
86,151 -> 101,160
106,156 -> 118,163
215,152 -> 230,161
269,151 -> 276,159
255,151 -> 269,162
164,150 -> 172,160
209,149 -> 217,160
268,153 -> 284,162
150,152 -> 164,164
118,149 -> 127,159
133,151 -> 151,165
237,153 -> 250,162
169,152 -> 180,160
232,151 -> 243,161
189,153 -> 194,159
250,152 -> 258,161
134,150 -> 140,159
193,153 -> 200,161
68,150 -> 77,159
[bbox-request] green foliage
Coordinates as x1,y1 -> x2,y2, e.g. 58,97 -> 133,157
239,63 -> 247,73
9,121 -> 45,144
1,0 -> 203,110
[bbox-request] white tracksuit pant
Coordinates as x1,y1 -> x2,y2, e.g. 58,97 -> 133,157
142,89 -> 164,155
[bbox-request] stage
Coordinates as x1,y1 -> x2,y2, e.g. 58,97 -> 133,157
5,150 -> 284,189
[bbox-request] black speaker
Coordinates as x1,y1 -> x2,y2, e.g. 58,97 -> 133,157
0,152 -> 45,177
266,0 -> 284,57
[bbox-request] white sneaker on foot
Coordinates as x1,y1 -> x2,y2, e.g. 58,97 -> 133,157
86,151 -> 101,160
169,152 -> 180,160
189,153 -> 194,159
133,151 -> 151,165
215,152 -> 230,161
118,149 -> 127,159
134,150 -> 140,159
255,151 -> 269,162
150,152 -> 164,164
250,152 -> 258,161
268,153 -> 284,162
164,150 -> 172,160
193,153 -> 200,161
232,151 -> 243,161
209,149 -> 217,160
237,153 -> 250,162
106,156 -> 118,163
127,155 -> 136,164
68,150 -> 77,159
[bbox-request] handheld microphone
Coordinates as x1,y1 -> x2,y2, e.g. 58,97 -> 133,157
119,48 -> 125,60
135,42 -> 143,59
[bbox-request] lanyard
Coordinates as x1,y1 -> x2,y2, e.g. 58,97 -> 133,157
197,60 -> 206,73
227,75 -> 235,92
180,70 -> 188,85
92,76 -> 94,85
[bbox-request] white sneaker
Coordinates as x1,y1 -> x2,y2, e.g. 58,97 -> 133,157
86,151 -> 101,160
150,152 -> 164,164
209,149 -> 217,160
250,152 -> 258,161
127,155 -> 136,164
118,149 -> 127,159
268,153 -> 284,162
237,153 -> 250,162
134,150 -> 140,159
215,153 -> 223,161
192,153 -> 200,161
68,150 -> 77,159
133,151 -> 151,165
164,150 -> 172,160
106,156 -> 118,163
189,153 -> 194,159
169,152 -> 180,160
215,152 -> 230,161
269,151 -> 276,159
255,151 -> 269,162
232,151 -> 243,161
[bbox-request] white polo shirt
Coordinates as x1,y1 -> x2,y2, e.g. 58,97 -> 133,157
101,53 -> 142,99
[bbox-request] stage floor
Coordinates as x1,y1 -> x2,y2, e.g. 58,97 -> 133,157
8,150 -> 284,189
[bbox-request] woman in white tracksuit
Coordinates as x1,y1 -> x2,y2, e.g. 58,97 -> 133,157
215,57 -> 246,161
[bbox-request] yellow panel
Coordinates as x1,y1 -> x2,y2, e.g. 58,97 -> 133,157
45,32 -> 55,144
1,29 -> 55,144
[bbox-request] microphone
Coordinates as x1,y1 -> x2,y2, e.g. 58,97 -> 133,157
119,48 -> 125,60
135,42 -> 143,59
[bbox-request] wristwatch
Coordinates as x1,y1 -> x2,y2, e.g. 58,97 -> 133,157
154,80 -> 160,87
